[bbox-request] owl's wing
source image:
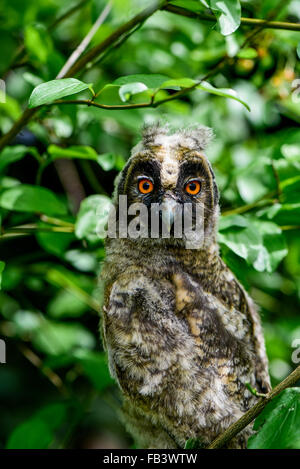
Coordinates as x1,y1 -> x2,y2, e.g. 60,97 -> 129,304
221,270 -> 271,393
101,272 -> 187,395
243,293 -> 271,393
172,270 -> 271,394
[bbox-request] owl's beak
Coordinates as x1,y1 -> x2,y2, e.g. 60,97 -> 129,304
161,196 -> 178,229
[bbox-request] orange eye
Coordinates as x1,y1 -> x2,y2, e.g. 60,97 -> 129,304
138,178 -> 154,194
185,180 -> 201,195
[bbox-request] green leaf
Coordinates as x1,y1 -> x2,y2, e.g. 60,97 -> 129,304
225,34 -> 240,57
262,203 -> 300,226
28,78 -> 91,108
95,84 -> 124,105
160,78 -> 197,89
184,437 -> 205,449
197,81 -> 250,111
36,225 -> 74,257
25,24 -> 52,64
237,48 -> 258,59
45,266 -> 97,311
23,72 -> 44,87
48,144 -> 98,160
0,184 -> 67,216
235,157 -> 274,203
219,222 -> 259,261
74,349 -> 115,391
160,78 -> 250,110
64,249 -> 97,272
75,195 -> 112,243
47,289 -> 89,319
248,388 -> 300,449
97,153 -> 120,171
219,214 -> 248,230
6,402 -> 68,449
36,403 -> 68,431
158,77 -> 249,109
33,319 -> 95,356
218,216 -> 287,272
13,310 -> 40,334
0,176 -> 21,190
119,82 -> 148,102
47,145 -> 124,171
6,418 -> 53,449
114,74 -> 170,89
210,0 -> 241,36
0,146 -> 29,172
280,175 -> 300,204
252,220 -> 288,272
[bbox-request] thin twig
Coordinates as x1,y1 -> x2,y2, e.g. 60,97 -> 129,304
49,0 -> 90,31
63,0 -> 168,77
1,0 -> 91,79
271,161 -> 282,201
51,98 -> 153,110
164,4 -> 300,32
90,20 -> 145,69
207,364 -> 300,449
221,192 -> 276,216
0,224 -> 74,238
239,0 -> 290,50
18,343 -> 69,396
78,160 -> 109,195
280,225 -> 300,231
48,80 -> 202,110
40,215 -> 74,227
56,2 -> 112,79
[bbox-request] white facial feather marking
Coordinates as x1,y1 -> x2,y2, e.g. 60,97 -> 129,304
153,135 -> 180,188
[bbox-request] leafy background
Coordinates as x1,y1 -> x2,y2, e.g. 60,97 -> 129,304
0,0 -> 300,449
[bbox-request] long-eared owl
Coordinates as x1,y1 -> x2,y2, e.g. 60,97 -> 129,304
100,124 -> 270,449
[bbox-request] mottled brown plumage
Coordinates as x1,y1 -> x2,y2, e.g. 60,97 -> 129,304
100,124 -> 270,449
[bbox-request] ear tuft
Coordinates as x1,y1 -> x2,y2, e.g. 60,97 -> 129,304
180,125 -> 214,150
141,122 -> 169,145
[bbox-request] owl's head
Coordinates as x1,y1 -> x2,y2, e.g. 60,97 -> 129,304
113,124 -> 219,249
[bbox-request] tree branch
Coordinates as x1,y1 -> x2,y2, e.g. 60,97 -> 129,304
164,4 -> 300,32
48,0 -> 90,32
49,79 -> 201,110
18,343 -> 69,396
56,1 -> 112,79
0,107 -> 39,153
2,0 -> 91,79
0,0 -> 166,152
63,0 -> 168,77
52,98 -> 153,110
207,364 -> 300,449
1,0 -> 298,153
221,191 -> 276,216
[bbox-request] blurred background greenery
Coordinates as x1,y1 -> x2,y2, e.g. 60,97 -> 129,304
0,0 -> 299,449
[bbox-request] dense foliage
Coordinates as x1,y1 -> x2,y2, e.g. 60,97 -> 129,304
0,0 -> 299,449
